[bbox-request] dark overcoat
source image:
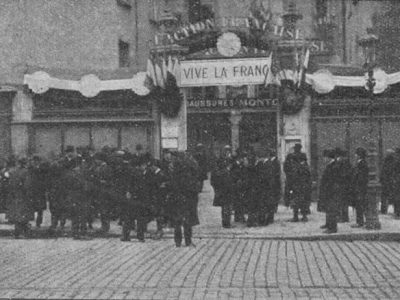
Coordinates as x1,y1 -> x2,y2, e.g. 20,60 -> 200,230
167,154 -> 201,227
29,162 -> 50,212
381,153 -> 396,205
319,160 -> 342,213
7,166 -> 34,223
352,158 -> 369,208
211,158 -> 234,207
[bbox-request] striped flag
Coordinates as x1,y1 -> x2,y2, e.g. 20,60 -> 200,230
298,48 -> 310,88
146,59 -> 156,85
155,62 -> 165,89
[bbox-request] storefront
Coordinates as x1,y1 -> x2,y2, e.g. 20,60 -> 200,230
18,70 -> 160,159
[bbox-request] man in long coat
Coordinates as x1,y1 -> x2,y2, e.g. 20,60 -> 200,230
168,151 -> 201,247
121,154 -> 153,242
351,147 -> 369,227
263,150 -> 281,225
380,149 -> 396,214
319,149 -> 341,233
29,156 -> 50,228
7,158 -> 34,238
211,153 -> 235,228
284,144 -> 311,222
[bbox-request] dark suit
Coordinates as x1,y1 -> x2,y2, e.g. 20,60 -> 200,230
319,159 -> 341,231
353,159 -> 369,226
211,157 -> 234,228
380,153 -> 396,214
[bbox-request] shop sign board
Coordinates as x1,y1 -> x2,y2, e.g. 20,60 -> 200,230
180,57 -> 272,87
187,98 -> 278,110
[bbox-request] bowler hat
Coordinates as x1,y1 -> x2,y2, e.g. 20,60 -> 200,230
355,147 -> 367,158
65,145 -> 75,153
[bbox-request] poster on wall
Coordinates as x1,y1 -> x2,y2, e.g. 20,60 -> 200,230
180,57 -> 272,87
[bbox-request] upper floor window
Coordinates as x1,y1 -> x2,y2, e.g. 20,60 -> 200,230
118,40 -> 130,68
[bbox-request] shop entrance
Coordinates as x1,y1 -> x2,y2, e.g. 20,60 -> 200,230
239,112 -> 277,156
187,113 -> 231,156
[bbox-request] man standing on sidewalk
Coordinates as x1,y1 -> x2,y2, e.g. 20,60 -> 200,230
351,147 -> 369,228
7,158 -> 33,239
319,149 -> 341,233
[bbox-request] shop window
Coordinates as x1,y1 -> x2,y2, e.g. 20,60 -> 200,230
119,40 -> 130,68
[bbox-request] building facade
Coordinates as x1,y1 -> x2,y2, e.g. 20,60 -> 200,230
151,0 -> 398,189
0,0 -> 160,160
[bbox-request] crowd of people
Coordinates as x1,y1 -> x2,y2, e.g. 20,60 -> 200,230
0,144 -> 205,247
211,143 -> 311,229
1,141 -> 399,240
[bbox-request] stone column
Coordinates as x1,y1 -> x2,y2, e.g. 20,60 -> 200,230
229,110 -> 242,152
11,90 -> 33,157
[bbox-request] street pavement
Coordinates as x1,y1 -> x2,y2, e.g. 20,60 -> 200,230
1,181 -> 400,299
1,238 -> 400,299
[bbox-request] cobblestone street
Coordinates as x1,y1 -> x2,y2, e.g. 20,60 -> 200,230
1,238 -> 400,299
1,182 -> 400,299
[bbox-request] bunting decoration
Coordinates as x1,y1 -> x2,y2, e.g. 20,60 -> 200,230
146,57 -> 182,117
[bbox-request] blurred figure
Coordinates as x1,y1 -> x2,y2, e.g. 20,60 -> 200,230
192,143 -> 209,189
351,147 -> 369,228
336,149 -> 353,223
380,149 -> 396,214
211,147 -> 235,228
284,144 -> 311,222
29,156 -> 50,228
319,149 -> 340,233
7,158 -> 33,239
167,152 -> 201,247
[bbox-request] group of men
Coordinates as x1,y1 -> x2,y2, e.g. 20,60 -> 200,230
211,145 -> 281,228
0,144 -> 204,247
318,147 -> 368,233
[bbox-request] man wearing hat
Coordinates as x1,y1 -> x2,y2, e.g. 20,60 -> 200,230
7,158 -> 34,238
29,155 -> 50,228
62,145 -> 78,170
335,148 -> 353,223
319,149 -> 340,233
380,149 -> 396,214
351,147 -> 369,227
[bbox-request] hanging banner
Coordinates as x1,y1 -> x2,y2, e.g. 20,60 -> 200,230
180,57 -> 272,87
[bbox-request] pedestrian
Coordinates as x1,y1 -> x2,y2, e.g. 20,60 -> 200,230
243,155 -> 259,227
380,149 -> 396,214
47,159 -> 68,235
319,149 -> 341,233
264,149 -> 281,225
284,144 -> 311,222
92,151 -> 115,233
29,155 -> 49,228
121,154 -> 152,242
350,147 -> 369,227
192,143 -> 209,190
211,150 -> 235,228
63,157 -> 89,240
145,156 -> 167,239
167,151 -> 201,247
336,149 -> 353,223
7,158 -> 34,239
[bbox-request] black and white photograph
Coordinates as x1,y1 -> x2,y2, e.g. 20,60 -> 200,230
1,0 -> 400,299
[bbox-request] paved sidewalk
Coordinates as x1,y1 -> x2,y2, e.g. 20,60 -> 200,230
1,180 -> 399,240
1,238 -> 400,299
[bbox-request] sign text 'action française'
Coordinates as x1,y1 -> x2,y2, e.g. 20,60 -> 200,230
180,57 -> 272,87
